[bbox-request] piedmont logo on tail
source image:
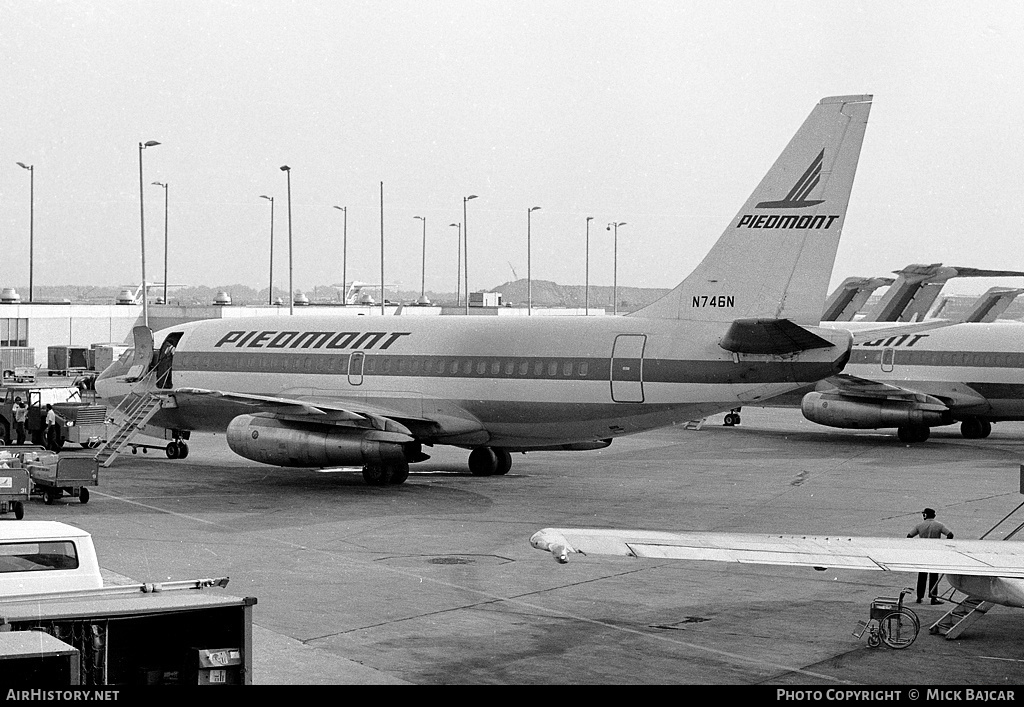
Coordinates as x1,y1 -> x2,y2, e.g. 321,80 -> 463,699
95,95 -> 872,485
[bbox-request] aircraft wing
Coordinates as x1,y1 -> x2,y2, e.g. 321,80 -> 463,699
168,387 -> 428,436
845,319 -> 958,345
813,374 -> 949,406
530,528 -> 1024,578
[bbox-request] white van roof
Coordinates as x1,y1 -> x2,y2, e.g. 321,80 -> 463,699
0,521 -> 90,542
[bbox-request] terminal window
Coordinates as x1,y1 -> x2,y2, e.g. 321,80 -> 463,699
0,318 -> 28,347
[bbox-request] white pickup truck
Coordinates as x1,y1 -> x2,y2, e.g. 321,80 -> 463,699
0,521 -> 103,595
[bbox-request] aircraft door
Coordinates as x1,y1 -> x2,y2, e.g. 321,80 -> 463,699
154,332 -> 183,389
881,347 -> 895,373
348,352 -> 365,386
125,325 -> 155,381
610,334 -> 646,403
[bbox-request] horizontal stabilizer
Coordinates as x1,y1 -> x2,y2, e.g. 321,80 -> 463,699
719,319 -> 835,355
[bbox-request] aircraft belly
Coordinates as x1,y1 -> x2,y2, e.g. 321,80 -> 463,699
948,575 -> 1024,608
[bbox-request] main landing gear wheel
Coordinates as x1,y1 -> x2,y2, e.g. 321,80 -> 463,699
362,461 -> 409,486
723,412 -> 741,427
469,447 -> 498,476
494,449 -> 513,476
960,418 -> 992,439
468,447 -> 513,476
897,425 -> 930,443
165,441 -> 190,459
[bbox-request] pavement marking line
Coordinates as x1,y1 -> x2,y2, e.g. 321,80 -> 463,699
91,489 -> 233,528
97,489 -> 852,684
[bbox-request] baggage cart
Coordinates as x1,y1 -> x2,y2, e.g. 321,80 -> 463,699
24,451 -> 98,505
0,451 -> 30,519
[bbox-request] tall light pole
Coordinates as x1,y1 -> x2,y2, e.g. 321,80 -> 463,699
449,222 -> 461,307
379,182 -> 385,316
607,221 -> 627,315
151,181 -> 168,304
585,216 -> 593,315
15,163 -> 33,303
138,140 -> 160,327
527,206 -> 541,315
413,215 -> 429,304
333,206 -> 347,304
280,166 -> 293,315
256,195 -> 272,303
463,194 -> 478,314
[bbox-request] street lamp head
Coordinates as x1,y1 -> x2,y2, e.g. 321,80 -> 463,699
141,141 -> 160,148
465,194 -> 478,201
586,216 -> 593,222
529,206 -> 541,212
260,195 -> 273,202
280,165 -> 290,172
151,181 -> 166,188
16,162 -> 32,171
333,205 -> 345,211
414,215 -> 425,221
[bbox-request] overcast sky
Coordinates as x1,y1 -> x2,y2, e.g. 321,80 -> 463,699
2,1 -> 1023,297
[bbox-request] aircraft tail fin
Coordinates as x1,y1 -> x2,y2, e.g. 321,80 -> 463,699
630,95 -> 872,325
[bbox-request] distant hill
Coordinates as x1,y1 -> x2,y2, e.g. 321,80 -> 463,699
16,280 -> 674,311
490,280 -> 671,312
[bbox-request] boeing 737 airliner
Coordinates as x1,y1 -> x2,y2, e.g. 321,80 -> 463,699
95,95 -> 873,484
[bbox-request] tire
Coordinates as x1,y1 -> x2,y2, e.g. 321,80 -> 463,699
165,442 -> 179,459
960,418 -> 983,439
880,609 -> 919,649
13,502 -> 24,520
79,487 -> 90,504
468,447 -> 498,476
897,425 -> 929,443
979,420 -> 992,438
362,464 -> 391,486
43,490 -> 57,505
388,461 -> 410,485
0,422 -> 8,446
177,441 -> 190,459
494,449 -> 513,476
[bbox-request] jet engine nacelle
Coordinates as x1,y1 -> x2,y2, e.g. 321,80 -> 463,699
226,414 -> 411,468
800,392 -> 950,430
948,575 -> 1024,609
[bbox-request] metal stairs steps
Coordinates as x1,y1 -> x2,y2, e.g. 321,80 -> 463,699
94,391 -> 162,468
929,596 -> 995,639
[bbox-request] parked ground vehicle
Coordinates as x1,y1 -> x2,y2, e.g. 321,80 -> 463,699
0,385 -> 106,451
0,522 -> 253,685
0,451 -> 30,520
0,521 -> 103,594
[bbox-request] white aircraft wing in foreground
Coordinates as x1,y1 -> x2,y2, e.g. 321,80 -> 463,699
530,528 -> 1024,609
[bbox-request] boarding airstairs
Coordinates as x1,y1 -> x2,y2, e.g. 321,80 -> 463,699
94,372 -> 164,468
929,499 -> 1024,639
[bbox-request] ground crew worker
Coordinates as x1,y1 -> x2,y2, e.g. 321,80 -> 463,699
12,397 -> 28,445
907,508 -> 954,604
44,403 -> 57,450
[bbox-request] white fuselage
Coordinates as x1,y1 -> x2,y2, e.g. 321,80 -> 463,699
97,314 -> 850,450
831,321 -> 1024,420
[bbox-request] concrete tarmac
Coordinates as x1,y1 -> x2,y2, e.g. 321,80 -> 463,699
23,407 -> 1024,685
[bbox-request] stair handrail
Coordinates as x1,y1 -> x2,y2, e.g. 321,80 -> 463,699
107,369 -> 160,424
